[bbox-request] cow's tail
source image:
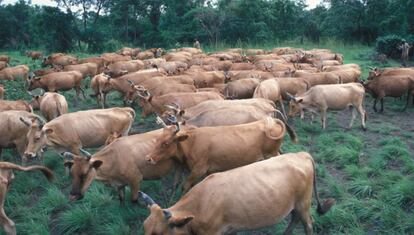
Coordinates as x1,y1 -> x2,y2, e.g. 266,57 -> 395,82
310,157 -> 335,215
25,102 -> 33,113
0,162 -> 54,181
273,110 -> 298,143
264,117 -> 285,140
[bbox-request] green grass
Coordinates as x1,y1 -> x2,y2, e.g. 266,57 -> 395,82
1,42 -> 414,234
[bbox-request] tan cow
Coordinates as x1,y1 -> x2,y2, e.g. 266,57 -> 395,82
0,111 -> 42,160
28,71 -> 85,104
105,60 -> 144,74
25,51 -> 43,60
61,129 -> 181,203
0,62 -> 7,71
289,70 -> 341,86
322,64 -> 360,72
33,68 -> 59,77
224,78 -> 260,99
0,85 -> 4,100
60,63 -> 99,78
329,69 -> 361,83
29,92 -> 68,121
287,83 -> 367,130
141,152 -> 335,235
363,75 -> 414,112
367,67 -> 414,80
90,74 -> 111,108
0,162 -> 53,235
230,62 -> 255,71
253,79 -> 286,118
134,91 -> 224,117
188,71 -> 226,88
78,57 -> 106,72
100,53 -> 131,64
0,100 -> 32,112
22,107 -> 135,161
0,65 -> 29,81
146,117 -> 297,192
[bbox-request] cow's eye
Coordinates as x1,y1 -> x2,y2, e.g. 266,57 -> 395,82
35,136 -> 41,141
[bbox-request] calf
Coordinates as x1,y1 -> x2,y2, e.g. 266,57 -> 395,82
141,152 -> 335,235
25,51 -> 43,61
29,92 -> 68,121
146,117 -> 296,192
0,162 -> 53,235
62,129 -> 179,203
287,83 -> 366,130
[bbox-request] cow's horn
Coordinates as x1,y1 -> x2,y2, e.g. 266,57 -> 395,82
62,152 -> 74,160
156,116 -> 167,127
127,79 -> 134,85
284,92 -> 296,101
35,116 -> 46,128
139,191 -> 156,207
79,148 -> 92,159
163,209 -> 172,220
19,117 -> 31,127
368,66 -> 374,70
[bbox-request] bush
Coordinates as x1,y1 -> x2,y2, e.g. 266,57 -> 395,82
375,34 -> 414,59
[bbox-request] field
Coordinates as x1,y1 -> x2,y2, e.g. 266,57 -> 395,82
1,43 -> 414,235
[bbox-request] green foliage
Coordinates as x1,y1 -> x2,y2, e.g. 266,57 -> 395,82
376,34 -> 414,59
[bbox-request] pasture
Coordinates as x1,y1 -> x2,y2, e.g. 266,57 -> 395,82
0,43 -> 413,235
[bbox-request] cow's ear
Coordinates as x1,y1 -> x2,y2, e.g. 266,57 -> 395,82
90,160 -> 103,169
297,98 -> 304,103
175,133 -> 189,142
44,128 -> 53,135
178,110 -> 185,116
169,215 -> 194,227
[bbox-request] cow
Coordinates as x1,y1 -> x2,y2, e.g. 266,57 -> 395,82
117,47 -> 141,57
0,65 -> 30,81
60,63 -> 99,79
105,60 -> 144,74
275,77 -> 310,99
224,78 -> 260,99
131,81 -> 196,98
0,162 -> 53,235
363,75 -> 414,112
0,111 -> 43,160
366,67 -> 414,80
0,55 -> 10,64
22,107 -> 135,161
253,79 -> 287,118
287,83 -> 367,130
25,51 -> 43,61
0,85 -> 4,100
42,54 -> 77,67
329,69 -> 361,83
33,68 -> 59,77
27,71 -> 85,105
134,90 -> 224,117
289,70 -> 341,86
78,57 -> 106,72
0,62 -> 7,71
146,117 -> 297,192
90,74 -> 112,108
61,129 -> 181,203
322,64 -> 360,72
137,50 -> 156,60
0,100 -> 32,112
141,152 -> 335,235
230,62 -> 255,71
100,53 -> 131,64
29,92 -> 68,121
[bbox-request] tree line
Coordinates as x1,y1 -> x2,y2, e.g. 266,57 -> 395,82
0,0 -> 413,53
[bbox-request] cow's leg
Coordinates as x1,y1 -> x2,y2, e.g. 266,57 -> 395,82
299,210 -> 313,235
172,163 -> 183,192
103,92 -> 108,108
0,211 -> 16,235
278,100 -> 287,120
320,109 -> 327,129
183,166 -> 207,193
348,106 -> 356,129
99,92 -> 105,109
283,211 -> 300,235
117,186 -> 126,205
380,98 -> 384,112
372,99 -> 377,112
80,87 -> 86,100
300,110 -> 305,120
403,91 -> 410,111
130,176 -> 142,203
0,148 -> 2,159
357,105 -> 367,131
15,140 -> 27,164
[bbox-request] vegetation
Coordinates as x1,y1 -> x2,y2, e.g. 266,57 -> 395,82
0,42 -> 413,234
1,0 -> 414,57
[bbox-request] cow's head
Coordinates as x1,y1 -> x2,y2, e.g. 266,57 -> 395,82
140,192 -> 194,235
20,117 -> 47,162
27,76 -> 42,91
285,92 -> 305,118
42,57 -> 51,67
146,123 -> 188,164
29,95 -> 41,110
163,103 -> 185,122
62,151 -> 102,201
367,67 -> 381,80
133,85 -> 155,117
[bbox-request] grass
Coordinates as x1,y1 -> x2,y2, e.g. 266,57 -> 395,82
0,42 -> 413,234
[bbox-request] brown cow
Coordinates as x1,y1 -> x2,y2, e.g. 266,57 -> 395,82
0,85 -> 4,100
22,107 -> 135,161
60,63 -> 99,78
141,152 -> 335,235
329,69 -> 361,83
0,111 -> 42,160
0,65 -> 29,81
146,117 -> 296,192
134,91 -> 224,117
28,71 -> 85,104
105,60 -> 144,74
287,83 -> 367,130
79,57 -> 106,72
0,162 -> 53,235
363,75 -> 414,112
0,55 -> 10,64
0,100 -> 32,112
289,70 -> 341,86
253,79 -> 286,118
33,68 -> 59,77
322,64 -> 360,72
90,74 -> 112,108
29,92 -> 68,121
224,78 -> 260,99
25,51 -> 43,61
0,62 -> 7,71
100,53 -> 131,64
367,67 -> 414,80
230,62 -> 255,71
42,54 -> 77,67
275,77 -> 310,99
189,71 -> 226,88
61,129 -> 181,203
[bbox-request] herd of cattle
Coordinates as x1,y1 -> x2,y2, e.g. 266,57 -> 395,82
0,46 -> 413,235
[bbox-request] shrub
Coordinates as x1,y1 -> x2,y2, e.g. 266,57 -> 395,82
375,34 -> 414,59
